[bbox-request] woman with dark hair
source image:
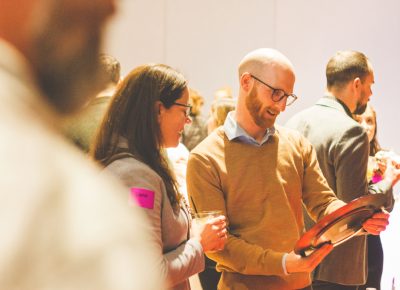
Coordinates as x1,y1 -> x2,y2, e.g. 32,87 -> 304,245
354,103 -> 393,290
355,104 -> 381,155
91,64 -> 227,290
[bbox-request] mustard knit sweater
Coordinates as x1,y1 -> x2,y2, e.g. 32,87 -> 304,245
187,126 -> 344,290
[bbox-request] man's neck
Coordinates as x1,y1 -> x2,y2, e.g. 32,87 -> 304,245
325,89 -> 355,113
236,110 -> 270,143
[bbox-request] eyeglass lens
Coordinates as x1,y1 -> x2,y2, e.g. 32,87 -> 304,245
272,91 -> 296,105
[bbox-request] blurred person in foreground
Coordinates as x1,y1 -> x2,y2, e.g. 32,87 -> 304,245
0,0 -> 162,289
91,64 -> 228,290
182,88 -> 208,151
65,53 -> 121,152
354,103 -> 396,290
286,50 -> 399,290
186,48 -> 390,290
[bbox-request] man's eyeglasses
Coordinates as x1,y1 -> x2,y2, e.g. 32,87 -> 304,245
250,74 -> 298,106
173,102 -> 192,117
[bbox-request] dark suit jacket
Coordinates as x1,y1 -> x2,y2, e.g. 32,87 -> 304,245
286,96 -> 393,285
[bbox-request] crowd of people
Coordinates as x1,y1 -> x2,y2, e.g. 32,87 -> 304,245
0,1 -> 399,290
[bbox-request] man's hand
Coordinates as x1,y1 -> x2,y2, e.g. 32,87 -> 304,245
285,243 -> 333,274
362,211 -> 390,235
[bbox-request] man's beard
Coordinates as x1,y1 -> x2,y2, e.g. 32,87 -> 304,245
246,87 -> 274,128
353,88 -> 368,115
353,103 -> 367,115
32,17 -> 106,115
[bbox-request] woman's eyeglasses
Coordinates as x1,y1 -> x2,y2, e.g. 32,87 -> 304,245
173,102 -> 192,117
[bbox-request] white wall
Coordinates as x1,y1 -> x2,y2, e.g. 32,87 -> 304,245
106,0 -> 400,153
275,0 -> 400,152
164,0 -> 276,110
105,2 -> 400,287
106,0 -> 166,70
106,0 -> 277,114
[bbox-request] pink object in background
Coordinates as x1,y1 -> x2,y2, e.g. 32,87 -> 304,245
371,173 -> 383,184
130,187 -> 155,209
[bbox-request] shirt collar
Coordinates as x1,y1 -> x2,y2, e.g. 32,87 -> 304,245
223,111 -> 275,146
316,95 -> 353,118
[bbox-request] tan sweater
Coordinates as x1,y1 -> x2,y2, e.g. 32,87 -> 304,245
187,126 -> 344,290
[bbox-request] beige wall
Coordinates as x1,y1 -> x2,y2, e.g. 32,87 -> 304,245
106,0 -> 400,153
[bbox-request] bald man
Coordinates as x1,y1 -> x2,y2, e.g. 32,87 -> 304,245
0,0 -> 162,289
186,48 -> 389,290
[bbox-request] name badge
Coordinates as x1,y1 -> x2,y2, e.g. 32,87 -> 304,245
130,187 -> 155,209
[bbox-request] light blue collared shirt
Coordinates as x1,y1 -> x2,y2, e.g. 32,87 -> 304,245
223,111 -> 275,146
223,111 -> 289,274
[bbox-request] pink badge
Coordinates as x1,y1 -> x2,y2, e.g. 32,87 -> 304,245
130,187 -> 155,209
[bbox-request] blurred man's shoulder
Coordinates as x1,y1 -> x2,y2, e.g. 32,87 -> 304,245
0,115 -> 163,289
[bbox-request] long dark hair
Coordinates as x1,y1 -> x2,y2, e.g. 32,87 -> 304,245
91,64 -> 187,210
367,105 -> 381,156
353,104 -> 381,156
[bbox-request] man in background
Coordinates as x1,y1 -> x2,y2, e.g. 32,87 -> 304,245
65,53 -> 120,152
0,0 -> 162,289
286,50 -> 399,289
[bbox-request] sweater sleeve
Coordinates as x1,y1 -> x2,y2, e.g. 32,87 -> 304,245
187,152 -> 287,276
163,238 -> 204,286
107,160 -> 204,287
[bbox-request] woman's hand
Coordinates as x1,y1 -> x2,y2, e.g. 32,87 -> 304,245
191,215 -> 227,252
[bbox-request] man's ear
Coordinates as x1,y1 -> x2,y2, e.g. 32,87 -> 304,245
353,77 -> 361,90
240,73 -> 253,93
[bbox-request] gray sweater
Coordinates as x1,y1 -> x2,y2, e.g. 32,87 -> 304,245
105,156 -> 205,290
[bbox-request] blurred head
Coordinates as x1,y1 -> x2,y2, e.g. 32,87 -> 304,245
0,0 -> 116,114
188,88 -> 204,117
211,97 -> 236,129
238,48 -> 296,129
99,53 -> 121,86
214,86 -> 233,101
326,50 -> 374,114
